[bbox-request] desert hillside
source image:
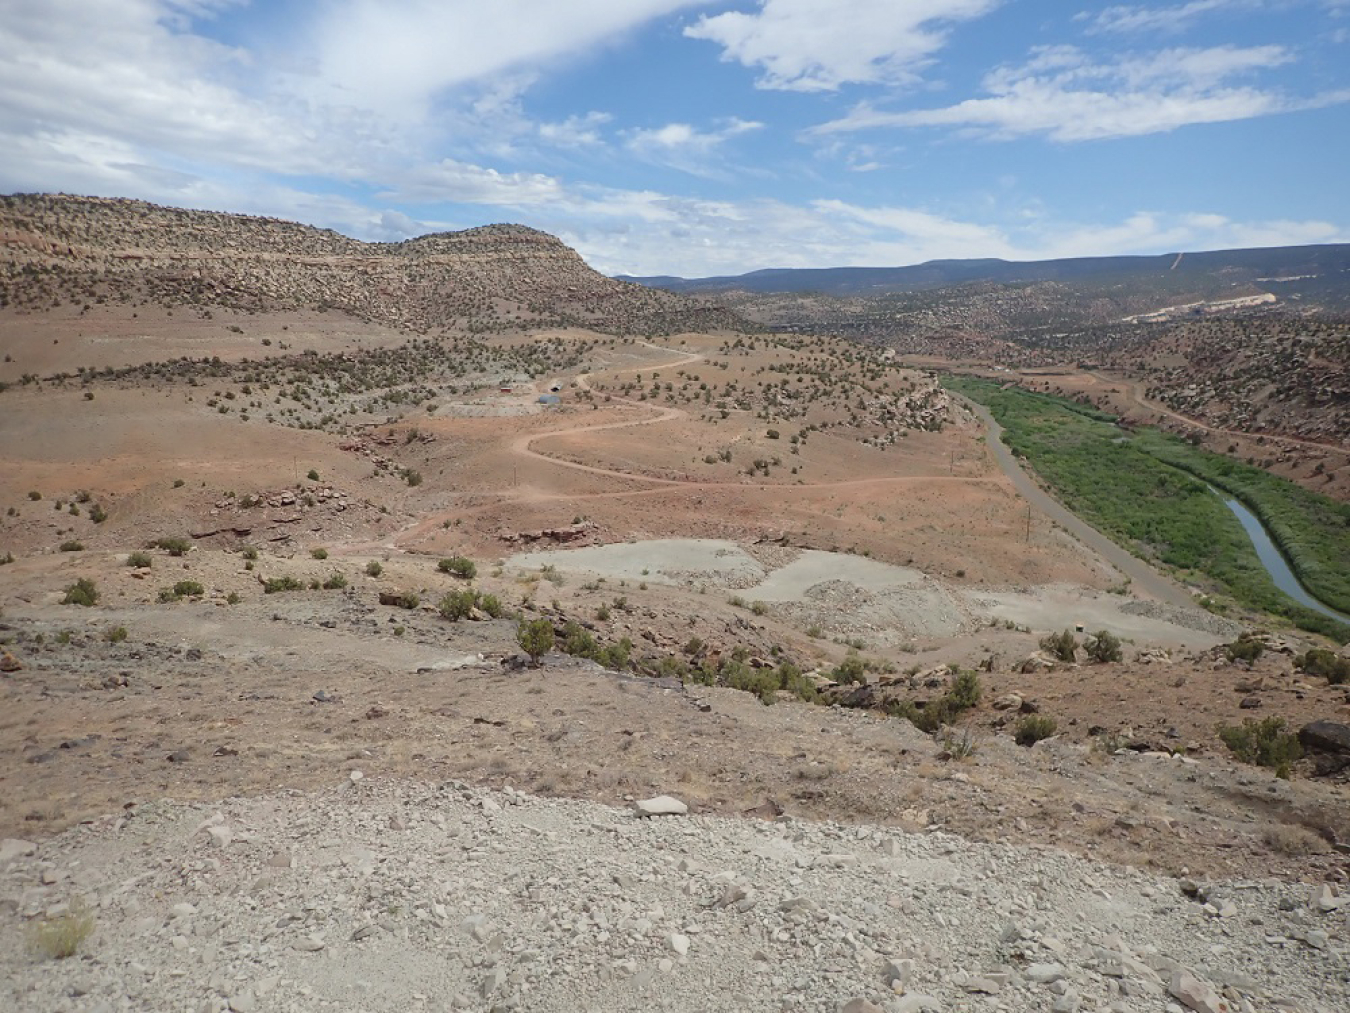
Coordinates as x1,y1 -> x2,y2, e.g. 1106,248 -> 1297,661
2,197 -> 1349,1013
0,194 -> 745,337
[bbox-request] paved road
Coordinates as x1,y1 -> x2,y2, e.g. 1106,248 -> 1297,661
960,396 -> 1196,608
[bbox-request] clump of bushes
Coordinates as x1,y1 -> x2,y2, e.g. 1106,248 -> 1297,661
126,551 -> 152,568
154,537 -> 192,557
310,547 -> 329,560
438,588 -> 478,620
1217,717 -> 1301,778
889,669 -> 983,733
438,556 -> 477,579
365,560 -> 383,577
263,575 -> 305,594
158,580 -> 204,602
322,571 -> 347,590
61,578 -> 98,607
59,540 -> 84,552
1225,634 -> 1265,663
1084,630 -> 1122,663
105,626 -> 128,643
1294,648 -> 1349,685
1015,714 -> 1058,746
1040,629 -> 1078,663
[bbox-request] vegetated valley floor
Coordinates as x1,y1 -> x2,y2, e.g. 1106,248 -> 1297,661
1,304 -> 1348,1011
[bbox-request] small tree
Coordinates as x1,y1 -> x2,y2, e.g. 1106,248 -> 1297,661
517,618 -> 555,667
1084,630 -> 1122,663
1040,629 -> 1078,663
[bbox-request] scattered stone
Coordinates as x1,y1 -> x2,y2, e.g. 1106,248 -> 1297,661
634,795 -> 688,817
1169,969 -> 1225,1013
839,1000 -> 886,1013
667,932 -> 690,956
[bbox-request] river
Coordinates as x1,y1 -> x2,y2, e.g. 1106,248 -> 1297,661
1213,491 -> 1350,624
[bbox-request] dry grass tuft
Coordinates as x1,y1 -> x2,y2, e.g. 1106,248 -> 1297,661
1262,824 -> 1332,856
27,905 -> 95,960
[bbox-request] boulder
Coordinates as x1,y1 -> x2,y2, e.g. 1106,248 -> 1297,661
1298,721 -> 1350,755
634,795 -> 688,817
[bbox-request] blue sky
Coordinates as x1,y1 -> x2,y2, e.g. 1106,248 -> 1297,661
2,0 -> 1348,276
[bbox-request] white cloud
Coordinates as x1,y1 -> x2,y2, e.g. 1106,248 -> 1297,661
537,112 -> 613,147
1082,0 -> 1257,35
625,118 -> 763,174
811,44 -> 1347,141
685,0 -> 1001,92
376,160 -> 566,205
305,0 -> 709,116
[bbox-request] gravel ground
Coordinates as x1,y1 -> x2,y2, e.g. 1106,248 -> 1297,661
3,780 -> 1347,1013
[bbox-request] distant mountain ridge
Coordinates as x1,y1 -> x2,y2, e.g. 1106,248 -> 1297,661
0,193 -> 747,336
619,244 -> 1350,298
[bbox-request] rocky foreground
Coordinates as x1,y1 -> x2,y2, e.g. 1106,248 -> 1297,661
2,780 -> 1346,1013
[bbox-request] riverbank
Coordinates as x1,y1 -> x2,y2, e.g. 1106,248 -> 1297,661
944,376 -> 1350,643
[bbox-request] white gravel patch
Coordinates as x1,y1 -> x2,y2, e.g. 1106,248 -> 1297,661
2,781 -> 1345,1013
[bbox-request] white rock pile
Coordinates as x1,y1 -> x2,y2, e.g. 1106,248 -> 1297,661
1,779 -> 1346,1012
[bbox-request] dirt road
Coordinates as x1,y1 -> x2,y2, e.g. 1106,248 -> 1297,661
960,397 -> 1196,608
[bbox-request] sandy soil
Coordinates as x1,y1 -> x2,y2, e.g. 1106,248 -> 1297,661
3,309 -> 1348,893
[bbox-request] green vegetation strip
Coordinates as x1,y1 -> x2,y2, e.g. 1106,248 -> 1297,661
943,376 -> 1350,643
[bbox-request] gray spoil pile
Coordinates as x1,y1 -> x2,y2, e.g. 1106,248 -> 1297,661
2,779 -> 1346,1013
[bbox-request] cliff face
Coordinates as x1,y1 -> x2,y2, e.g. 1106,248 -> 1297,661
0,194 -> 746,335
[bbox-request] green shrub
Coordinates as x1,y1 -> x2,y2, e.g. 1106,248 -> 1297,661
263,575 -> 304,594
61,578 -> 98,607
159,580 -> 204,602
27,490 -> 41,501
438,556 -> 477,579
1295,648 -> 1350,685
832,651 -> 868,686
105,626 -> 128,643
947,669 -> 983,709
0,551 -> 13,565
1084,630 -> 1123,663
1040,629 -> 1078,662
401,468 -> 422,487
307,469 -> 320,481
598,637 -> 632,669
310,547 -> 328,560
365,560 -> 383,577
479,593 -> 505,618
241,545 -> 259,561
517,618 -> 555,666
1225,634 -> 1265,663
1015,715 -> 1058,746
59,540 -> 84,552
126,551 -> 152,568
155,537 -> 191,557
225,592 -> 241,605
1218,717 -> 1301,777
322,571 -> 347,590
173,478 -> 185,488
89,504 -> 107,524
438,588 -> 479,620
750,600 -> 769,616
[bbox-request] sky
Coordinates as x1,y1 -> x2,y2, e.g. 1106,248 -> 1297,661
2,0 -> 1348,277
